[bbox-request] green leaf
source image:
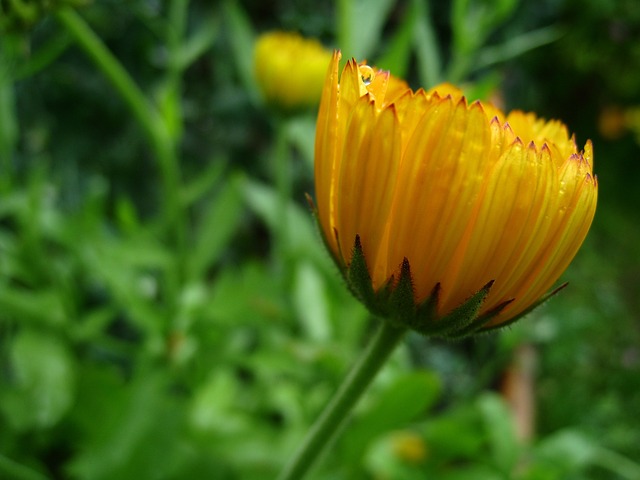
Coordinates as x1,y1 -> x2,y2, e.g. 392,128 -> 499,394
242,179 -> 332,271
532,429 -> 598,471
375,0 -> 417,79
67,369 -> 184,480
0,287 -> 67,327
341,370 -> 441,462
293,260 -> 332,343
1,330 -> 75,430
476,393 -> 519,474
421,403 -> 485,461
187,173 -> 245,281
412,0 -> 442,87
344,0 -> 396,60
175,14 -> 221,71
223,0 -> 258,105
181,155 -> 227,206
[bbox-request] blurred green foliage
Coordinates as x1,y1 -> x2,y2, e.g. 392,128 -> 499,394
0,0 -> 639,479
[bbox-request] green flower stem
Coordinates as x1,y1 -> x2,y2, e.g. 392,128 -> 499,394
337,0 -> 353,58
54,7 -> 185,258
272,118 -> 291,277
277,320 -> 408,480
162,0 -> 190,140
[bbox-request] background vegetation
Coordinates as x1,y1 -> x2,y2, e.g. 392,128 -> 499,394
1,0 -> 639,479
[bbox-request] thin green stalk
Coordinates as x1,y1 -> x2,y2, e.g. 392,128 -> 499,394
54,6 -> 186,274
0,36 -> 18,187
337,0 -> 353,58
272,117 -> 291,278
163,0 -> 190,140
277,321 -> 408,480
54,8 -> 164,155
413,0 -> 442,87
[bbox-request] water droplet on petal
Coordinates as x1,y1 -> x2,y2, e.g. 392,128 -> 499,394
359,65 -> 375,85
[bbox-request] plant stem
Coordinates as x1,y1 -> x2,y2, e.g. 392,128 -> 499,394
54,8 -> 164,157
54,6 -> 186,275
337,0 -> 353,58
162,0 -> 190,141
413,0 -> 442,87
272,117 -> 291,278
277,320 -> 408,480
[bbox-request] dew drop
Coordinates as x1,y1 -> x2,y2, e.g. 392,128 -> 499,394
359,65 -> 375,85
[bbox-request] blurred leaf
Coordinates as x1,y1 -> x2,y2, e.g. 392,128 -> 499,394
344,0 -> 396,60
342,370 -> 441,462
1,329 -> 75,430
189,369 -> 245,434
421,403 -> 485,461
449,0 -> 519,81
68,368 -> 184,480
285,116 -> 316,171
223,0 -> 258,105
474,26 -> 563,71
451,0 -> 518,54
0,42 -> 18,170
436,466 -> 505,480
175,13 -> 221,72
376,0 -> 418,80
592,446 -> 640,480
84,237 -> 170,337
0,287 -> 67,327
363,431 -> 428,480
206,260 -> 283,326
529,428 -> 640,479
293,260 -> 331,342
187,173 -> 245,281
181,156 -> 227,207
412,0 -> 442,87
0,454 -> 49,480
12,30 -> 73,80
242,179 -> 328,268
477,393 -> 519,474
532,429 -> 597,473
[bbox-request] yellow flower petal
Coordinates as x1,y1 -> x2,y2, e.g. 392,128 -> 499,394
313,51 -> 598,330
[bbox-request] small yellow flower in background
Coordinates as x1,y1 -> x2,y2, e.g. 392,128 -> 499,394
598,105 -> 640,143
389,430 -> 428,464
313,51 -> 598,337
254,31 -> 332,110
598,106 -> 627,140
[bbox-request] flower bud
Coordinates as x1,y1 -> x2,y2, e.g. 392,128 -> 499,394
312,51 -> 598,337
253,31 -> 332,111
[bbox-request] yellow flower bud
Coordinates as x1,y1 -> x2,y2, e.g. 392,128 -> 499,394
389,431 -> 428,464
253,31 -> 332,110
313,51 -> 598,335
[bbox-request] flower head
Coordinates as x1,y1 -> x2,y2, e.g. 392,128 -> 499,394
313,51 -> 597,336
253,31 -> 332,110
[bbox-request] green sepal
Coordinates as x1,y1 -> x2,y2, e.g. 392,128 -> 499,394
419,280 -> 495,337
314,230 -> 567,339
448,298 -> 514,339
481,282 -> 569,333
345,235 -> 378,310
408,283 -> 440,331
387,258 -> 417,325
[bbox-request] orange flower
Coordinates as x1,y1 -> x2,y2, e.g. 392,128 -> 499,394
313,51 -> 597,336
254,31 -> 332,110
